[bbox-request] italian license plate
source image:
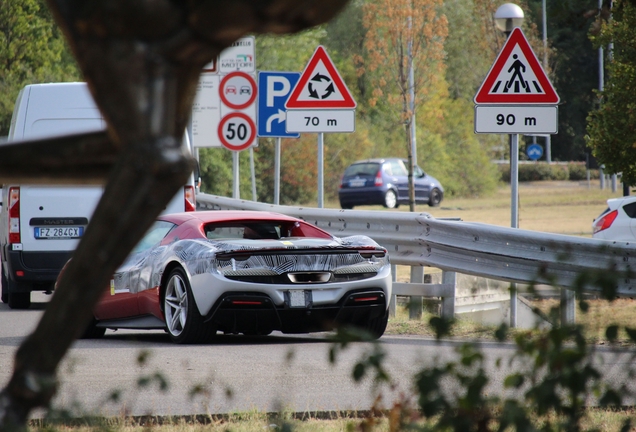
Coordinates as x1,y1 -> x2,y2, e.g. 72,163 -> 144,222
348,179 -> 366,187
289,290 -> 307,308
34,226 -> 84,239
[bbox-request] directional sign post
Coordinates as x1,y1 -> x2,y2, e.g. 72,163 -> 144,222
286,46 -> 357,208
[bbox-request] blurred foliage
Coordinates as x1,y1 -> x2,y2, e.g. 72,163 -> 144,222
587,0 -> 636,186
498,162 -> 599,182
331,269 -> 636,432
0,0 -> 80,136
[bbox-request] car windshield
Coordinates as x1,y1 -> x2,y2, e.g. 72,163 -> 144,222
344,163 -> 380,177
204,220 -> 332,240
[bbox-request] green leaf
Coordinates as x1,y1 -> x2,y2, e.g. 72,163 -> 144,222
503,373 -> 525,389
605,325 -> 619,342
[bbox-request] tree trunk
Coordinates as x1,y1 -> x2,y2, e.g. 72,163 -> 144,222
0,0 -> 350,428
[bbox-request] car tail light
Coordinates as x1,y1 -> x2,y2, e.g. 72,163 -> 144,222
231,300 -> 264,305
353,295 -> 380,302
374,170 -> 383,186
184,185 -> 196,212
8,187 -> 20,244
339,175 -> 345,189
593,209 -> 618,233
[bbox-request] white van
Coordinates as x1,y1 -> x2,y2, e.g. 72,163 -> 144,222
0,82 -> 196,309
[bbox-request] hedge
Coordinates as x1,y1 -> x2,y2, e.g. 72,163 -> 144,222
498,162 -> 600,182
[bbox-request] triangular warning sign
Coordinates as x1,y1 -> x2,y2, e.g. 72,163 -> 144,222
474,28 -> 559,104
286,46 -> 357,109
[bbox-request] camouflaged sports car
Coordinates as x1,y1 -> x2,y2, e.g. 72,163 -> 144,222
73,210 -> 392,343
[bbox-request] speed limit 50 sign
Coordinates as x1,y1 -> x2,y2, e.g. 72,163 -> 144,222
218,112 -> 256,151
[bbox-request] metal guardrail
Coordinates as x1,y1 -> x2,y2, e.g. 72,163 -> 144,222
197,194 -> 636,297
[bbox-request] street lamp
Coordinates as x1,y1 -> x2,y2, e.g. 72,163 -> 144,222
494,3 -> 525,35
494,3 -> 523,328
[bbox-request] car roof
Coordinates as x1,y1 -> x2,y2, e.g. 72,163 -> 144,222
349,158 -> 400,165
607,196 -> 636,210
158,210 -> 303,225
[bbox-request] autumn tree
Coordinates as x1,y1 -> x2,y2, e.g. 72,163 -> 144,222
361,0 -> 447,211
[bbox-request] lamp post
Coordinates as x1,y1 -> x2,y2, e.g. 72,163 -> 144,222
542,0 -> 552,163
494,3 -> 524,35
494,3 -> 523,328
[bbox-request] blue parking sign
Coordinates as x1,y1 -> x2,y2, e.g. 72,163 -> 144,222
257,71 -> 300,138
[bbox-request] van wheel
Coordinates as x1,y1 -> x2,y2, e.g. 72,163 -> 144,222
8,292 -> 30,310
1,270 -> 8,304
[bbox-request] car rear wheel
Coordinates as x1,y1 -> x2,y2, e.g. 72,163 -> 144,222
340,202 -> 353,210
362,309 -> 389,339
163,268 -> 215,344
383,190 -> 398,209
428,188 -> 443,207
81,318 -> 106,339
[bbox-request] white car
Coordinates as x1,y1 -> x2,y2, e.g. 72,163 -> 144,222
592,196 -> 636,241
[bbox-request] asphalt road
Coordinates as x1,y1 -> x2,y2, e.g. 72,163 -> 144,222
1,293 -> 635,419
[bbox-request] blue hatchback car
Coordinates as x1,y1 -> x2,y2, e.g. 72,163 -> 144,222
338,158 -> 444,209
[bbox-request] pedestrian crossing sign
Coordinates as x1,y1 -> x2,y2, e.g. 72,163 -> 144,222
474,28 -> 559,104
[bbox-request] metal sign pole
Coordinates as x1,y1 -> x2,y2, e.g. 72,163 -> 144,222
232,151 -> 240,198
250,147 -> 256,201
511,134 -> 519,229
274,137 -> 281,205
510,133 -> 519,328
318,132 -> 324,208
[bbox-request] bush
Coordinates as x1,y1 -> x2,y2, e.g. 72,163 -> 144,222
498,162 -> 600,182
568,162 -> 600,180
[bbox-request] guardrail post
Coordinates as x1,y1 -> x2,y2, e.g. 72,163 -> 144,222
409,266 -> 423,319
389,264 -> 397,318
560,288 -> 576,325
441,271 -> 456,319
